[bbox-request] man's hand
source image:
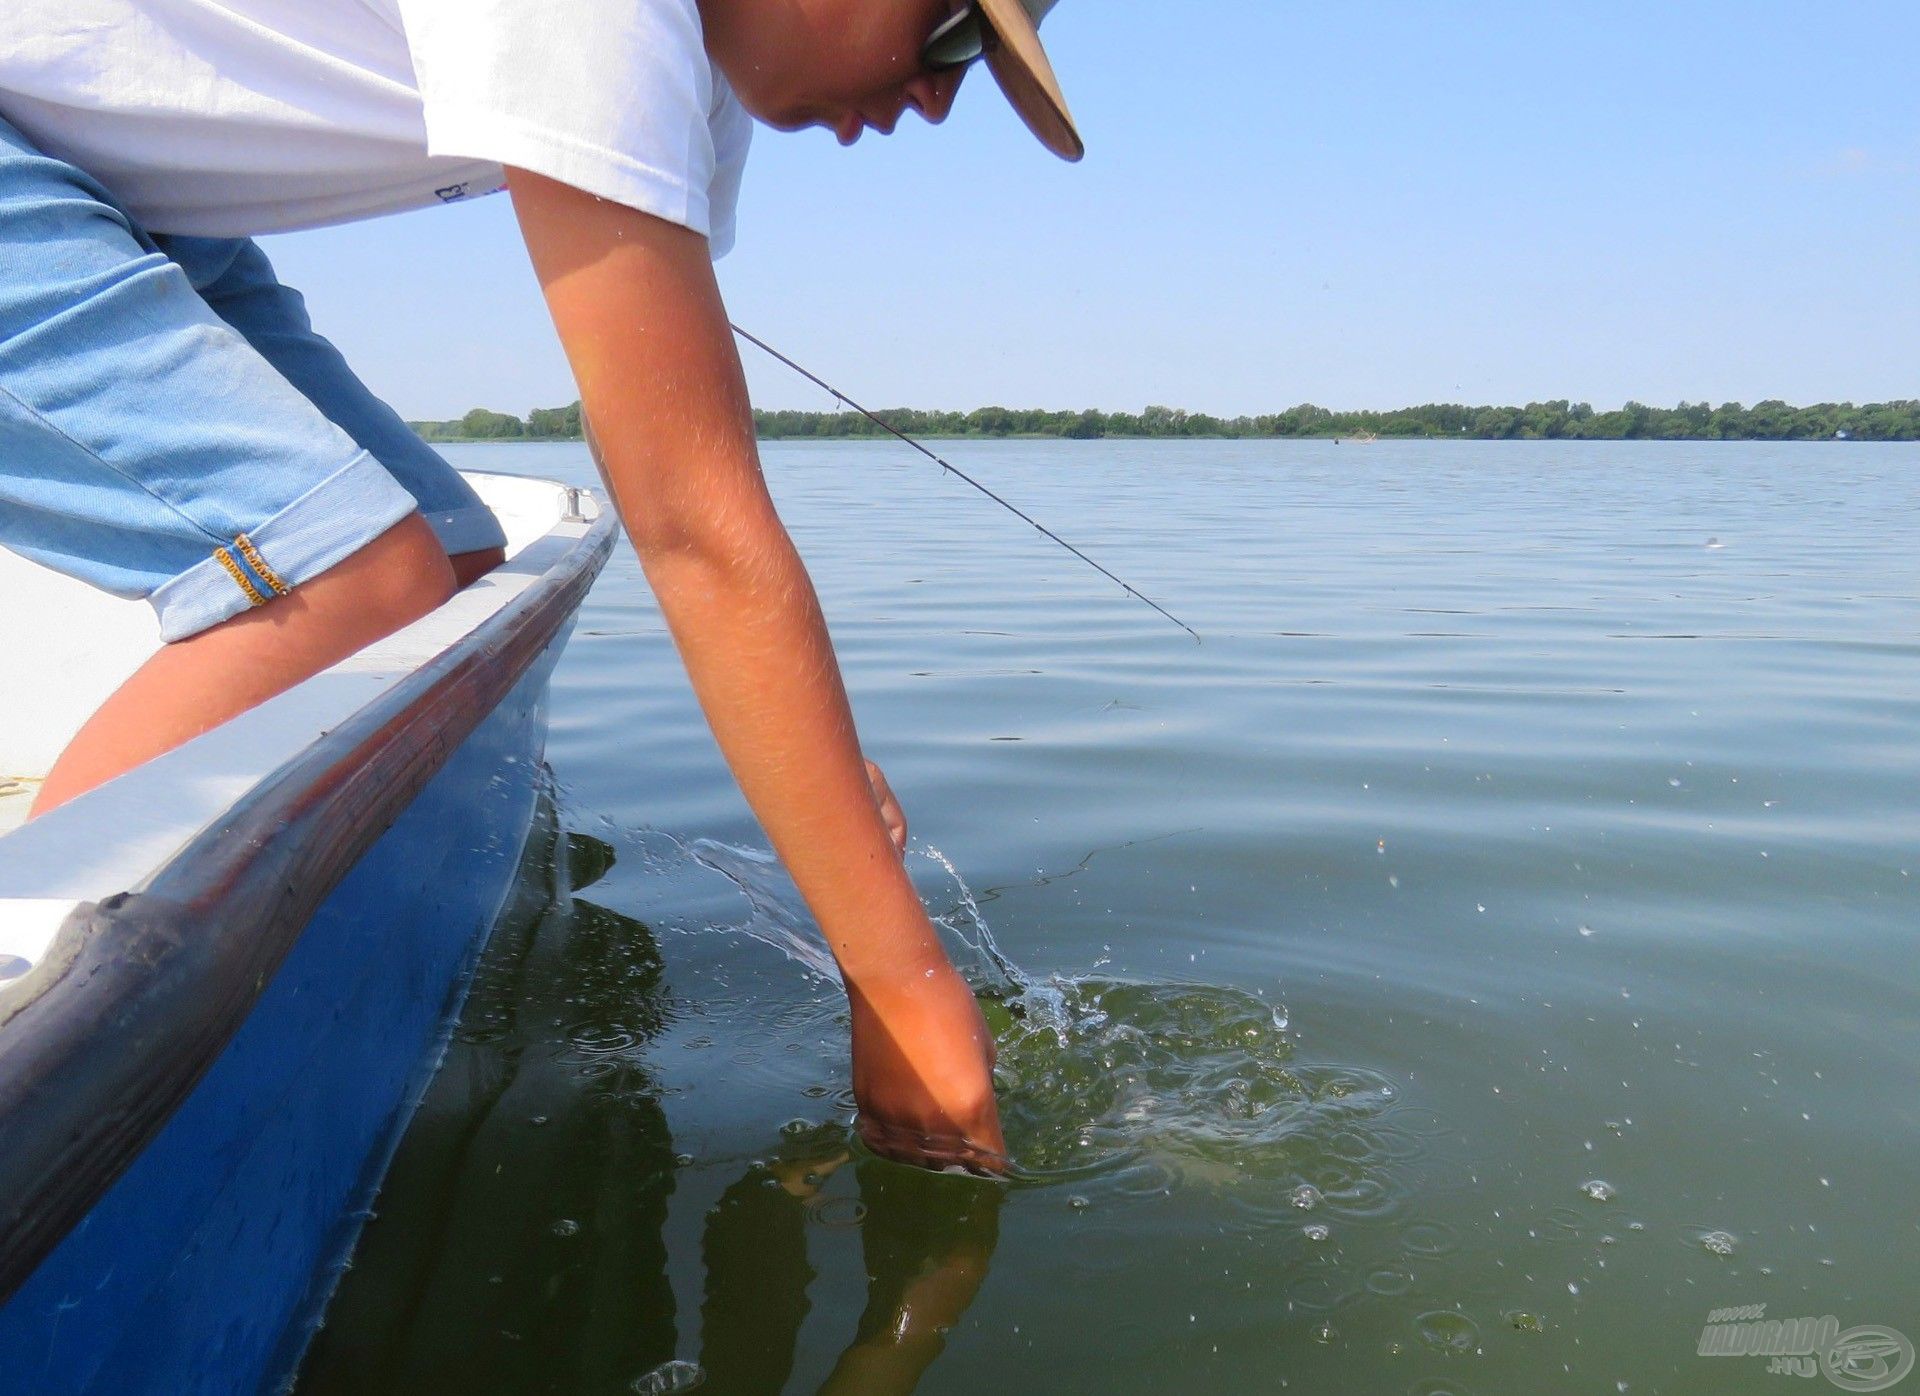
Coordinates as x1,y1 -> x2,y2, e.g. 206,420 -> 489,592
849,957 -> 1006,1174
505,169 -> 1004,1170
865,757 -> 908,856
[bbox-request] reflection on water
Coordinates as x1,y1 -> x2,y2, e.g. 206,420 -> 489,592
297,802 -> 679,1394
696,1126 -> 1000,1396
298,798 -> 1006,1396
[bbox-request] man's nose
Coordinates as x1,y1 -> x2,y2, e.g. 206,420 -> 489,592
904,68 -> 965,125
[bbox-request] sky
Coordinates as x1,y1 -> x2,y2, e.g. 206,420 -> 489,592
260,0 -> 1920,420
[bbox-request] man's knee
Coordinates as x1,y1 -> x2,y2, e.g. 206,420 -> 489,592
276,511 -> 455,644
347,512 -> 459,622
450,546 -> 507,588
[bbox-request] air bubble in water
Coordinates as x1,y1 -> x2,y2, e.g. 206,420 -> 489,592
631,1360 -> 706,1393
1291,1184 -> 1323,1210
1699,1230 -> 1737,1255
1580,1179 -> 1616,1202
1303,1223 -> 1331,1242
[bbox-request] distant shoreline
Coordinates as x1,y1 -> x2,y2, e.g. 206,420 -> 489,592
411,398 -> 1920,444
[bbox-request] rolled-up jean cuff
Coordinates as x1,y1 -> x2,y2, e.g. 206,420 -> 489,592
426,503 -> 509,557
147,451 -> 419,642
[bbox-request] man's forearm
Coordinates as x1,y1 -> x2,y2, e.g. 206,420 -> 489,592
508,167 -> 1004,1166
635,514 -> 944,983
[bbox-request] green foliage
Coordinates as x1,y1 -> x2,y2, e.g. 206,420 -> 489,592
408,402 -> 579,442
408,398 -> 1920,444
526,401 -> 583,439
460,407 -> 524,438
747,399 -> 1918,441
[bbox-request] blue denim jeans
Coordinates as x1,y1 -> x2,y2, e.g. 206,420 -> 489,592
0,115 -> 505,641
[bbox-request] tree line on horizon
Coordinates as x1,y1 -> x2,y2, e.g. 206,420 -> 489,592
409,397 -> 1920,443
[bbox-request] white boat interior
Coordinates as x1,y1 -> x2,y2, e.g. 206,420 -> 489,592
0,472 -> 599,984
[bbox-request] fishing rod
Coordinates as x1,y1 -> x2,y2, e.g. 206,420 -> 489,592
731,323 -> 1201,643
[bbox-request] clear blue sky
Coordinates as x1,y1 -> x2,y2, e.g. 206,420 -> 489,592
261,0 -> 1919,420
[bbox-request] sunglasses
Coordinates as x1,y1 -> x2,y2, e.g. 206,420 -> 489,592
922,2 -> 991,74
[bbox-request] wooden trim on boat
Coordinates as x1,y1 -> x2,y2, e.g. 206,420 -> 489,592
0,512 -> 615,1301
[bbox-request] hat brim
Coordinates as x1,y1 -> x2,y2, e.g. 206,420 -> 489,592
975,0 -> 1084,162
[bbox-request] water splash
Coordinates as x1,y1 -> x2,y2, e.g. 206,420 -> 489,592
679,836 -> 1033,995
683,838 -> 840,981
918,843 -> 1028,991
563,805 -> 1425,1221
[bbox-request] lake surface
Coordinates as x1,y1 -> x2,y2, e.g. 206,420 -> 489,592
297,439 -> 1919,1396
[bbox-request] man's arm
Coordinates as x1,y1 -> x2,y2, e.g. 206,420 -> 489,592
506,169 -> 1004,1169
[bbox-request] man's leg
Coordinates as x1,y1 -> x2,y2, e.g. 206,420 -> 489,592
31,514 -> 454,815
0,118 -> 445,816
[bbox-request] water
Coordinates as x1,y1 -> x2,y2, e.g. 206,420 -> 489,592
296,440 -> 1920,1395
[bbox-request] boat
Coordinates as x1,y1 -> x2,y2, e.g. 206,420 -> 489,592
0,471 -> 615,1395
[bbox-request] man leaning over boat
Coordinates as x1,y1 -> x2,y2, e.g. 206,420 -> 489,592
0,0 -> 1087,1172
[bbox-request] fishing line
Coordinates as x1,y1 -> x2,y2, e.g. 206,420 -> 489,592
731,323 -> 1201,643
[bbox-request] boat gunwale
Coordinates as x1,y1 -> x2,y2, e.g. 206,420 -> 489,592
0,501 -> 616,1302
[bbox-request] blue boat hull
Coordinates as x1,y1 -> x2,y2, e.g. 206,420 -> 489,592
0,642 -> 561,1396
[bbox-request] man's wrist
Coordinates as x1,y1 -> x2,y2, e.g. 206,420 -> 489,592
829,911 -> 954,992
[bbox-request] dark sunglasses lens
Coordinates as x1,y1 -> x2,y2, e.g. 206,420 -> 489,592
923,6 -> 984,70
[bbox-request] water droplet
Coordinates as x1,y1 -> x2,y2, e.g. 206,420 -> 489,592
1578,925 -> 1594,938
1507,1310 -> 1545,1334
1400,1220 -> 1461,1256
550,1218 -> 580,1238
1580,1179 -> 1616,1202
1699,1229 -> 1737,1255
1069,1195 -> 1091,1210
1415,1310 -> 1480,1354
1366,1267 -> 1416,1296
1303,1223 -> 1331,1242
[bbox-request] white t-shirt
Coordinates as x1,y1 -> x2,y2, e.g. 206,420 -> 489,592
0,0 -> 752,253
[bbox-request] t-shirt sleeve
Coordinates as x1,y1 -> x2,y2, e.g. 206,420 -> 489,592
395,0 -> 751,254
704,72 -> 753,258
